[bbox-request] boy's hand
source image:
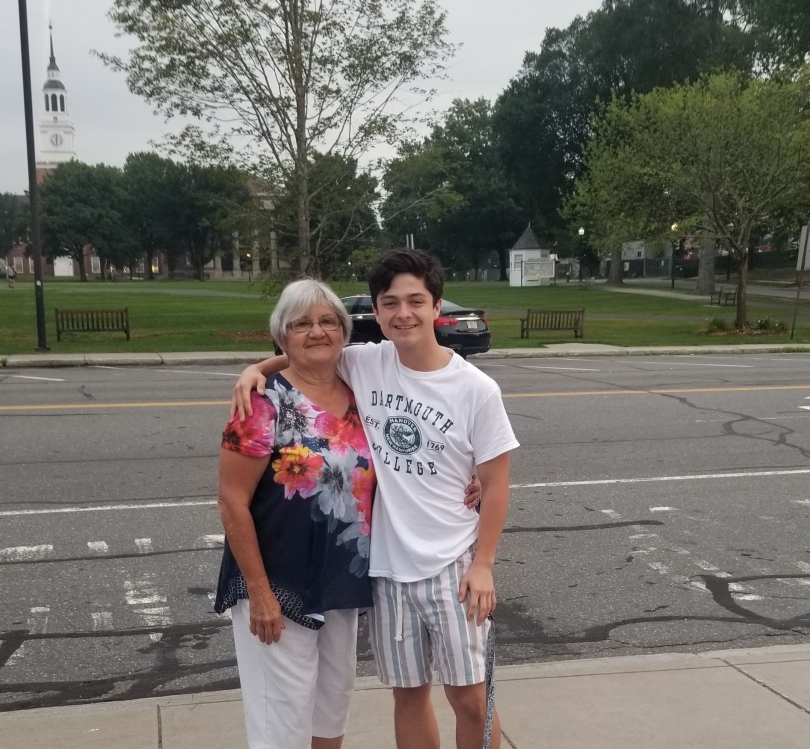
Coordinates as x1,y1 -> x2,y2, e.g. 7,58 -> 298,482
230,365 -> 267,421
458,560 -> 496,626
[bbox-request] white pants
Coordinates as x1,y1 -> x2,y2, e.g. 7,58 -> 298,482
231,600 -> 358,749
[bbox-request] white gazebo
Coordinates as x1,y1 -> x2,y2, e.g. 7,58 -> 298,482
508,224 -> 555,286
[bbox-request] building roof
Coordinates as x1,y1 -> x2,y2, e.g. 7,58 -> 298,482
44,79 -> 65,90
511,223 -> 541,251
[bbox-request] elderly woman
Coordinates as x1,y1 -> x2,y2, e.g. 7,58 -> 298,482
214,279 -> 375,749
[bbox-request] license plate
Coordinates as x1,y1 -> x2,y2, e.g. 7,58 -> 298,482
465,320 -> 479,330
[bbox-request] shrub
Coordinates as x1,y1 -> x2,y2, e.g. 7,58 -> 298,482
755,316 -> 788,333
706,316 -> 729,333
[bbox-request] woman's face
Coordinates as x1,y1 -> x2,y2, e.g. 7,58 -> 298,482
284,303 -> 345,370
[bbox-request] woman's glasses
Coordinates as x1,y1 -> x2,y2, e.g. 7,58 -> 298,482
287,316 -> 342,334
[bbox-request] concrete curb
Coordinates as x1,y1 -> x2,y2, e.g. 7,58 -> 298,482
1,344 -> 809,368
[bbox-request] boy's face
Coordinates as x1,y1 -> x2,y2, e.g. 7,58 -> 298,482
373,273 -> 441,351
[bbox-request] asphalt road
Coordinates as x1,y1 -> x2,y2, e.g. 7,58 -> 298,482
1,353 -> 810,711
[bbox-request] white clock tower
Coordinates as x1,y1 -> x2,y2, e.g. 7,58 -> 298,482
37,24 -> 76,178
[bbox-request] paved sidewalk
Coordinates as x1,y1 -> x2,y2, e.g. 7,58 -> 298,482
2,343 -> 810,369
3,644 -> 810,748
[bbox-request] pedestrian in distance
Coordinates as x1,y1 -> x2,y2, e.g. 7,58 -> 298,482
217,277 -> 483,749
6,264 -> 16,288
233,249 -> 519,749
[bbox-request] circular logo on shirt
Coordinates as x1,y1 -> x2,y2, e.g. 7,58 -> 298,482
384,416 -> 422,455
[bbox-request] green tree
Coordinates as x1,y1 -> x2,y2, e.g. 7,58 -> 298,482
122,152 -> 178,280
382,99 -> 523,280
732,0 -> 810,71
0,194 -> 28,259
493,0 -> 751,240
101,0 -> 453,276
161,162 -> 254,281
271,152 -> 380,280
568,70 -> 810,327
40,161 -> 132,281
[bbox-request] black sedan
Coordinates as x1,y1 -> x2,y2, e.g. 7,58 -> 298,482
341,294 -> 491,358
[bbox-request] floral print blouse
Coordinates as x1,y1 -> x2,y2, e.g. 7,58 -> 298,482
214,375 -> 375,627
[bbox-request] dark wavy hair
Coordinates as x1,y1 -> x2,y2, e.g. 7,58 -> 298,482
368,249 -> 444,307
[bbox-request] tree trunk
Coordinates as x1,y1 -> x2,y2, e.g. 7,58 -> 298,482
76,246 -> 88,282
696,238 -> 716,295
735,225 -> 751,329
146,248 -> 155,280
608,246 -> 623,285
497,247 -> 508,281
291,0 -> 310,277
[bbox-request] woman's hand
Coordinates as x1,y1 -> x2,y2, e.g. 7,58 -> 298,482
464,474 -> 482,510
230,365 -> 268,421
248,588 -> 285,644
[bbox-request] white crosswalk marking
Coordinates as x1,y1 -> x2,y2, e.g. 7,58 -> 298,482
91,612 -> 113,631
199,534 -> 225,548
124,576 -> 167,606
134,538 -> 153,553
87,541 -> 109,554
0,545 -> 53,561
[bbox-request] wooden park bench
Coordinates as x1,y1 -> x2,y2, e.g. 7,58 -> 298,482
709,287 -> 738,306
520,309 -> 585,339
55,308 -> 131,342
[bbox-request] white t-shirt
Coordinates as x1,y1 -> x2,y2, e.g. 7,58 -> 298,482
337,341 -> 520,582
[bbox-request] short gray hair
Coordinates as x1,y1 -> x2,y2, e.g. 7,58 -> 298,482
269,279 -> 352,352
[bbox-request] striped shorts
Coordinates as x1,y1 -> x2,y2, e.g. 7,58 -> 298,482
368,548 -> 490,688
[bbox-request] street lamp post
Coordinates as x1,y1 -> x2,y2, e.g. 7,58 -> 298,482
246,253 -> 252,283
17,0 -> 48,350
670,223 -> 679,290
578,227 -> 585,282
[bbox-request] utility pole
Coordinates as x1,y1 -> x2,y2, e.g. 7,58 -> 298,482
18,0 -> 48,350
791,225 -> 810,340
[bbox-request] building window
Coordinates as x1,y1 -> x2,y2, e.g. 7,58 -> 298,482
51,94 -> 58,112
45,94 -> 49,111
137,260 -> 145,274
91,256 -> 101,275
151,259 -> 160,274
60,95 -> 65,112
14,257 -> 24,273
28,258 -> 35,274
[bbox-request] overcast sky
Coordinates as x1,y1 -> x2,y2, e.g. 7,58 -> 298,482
0,0 -> 601,194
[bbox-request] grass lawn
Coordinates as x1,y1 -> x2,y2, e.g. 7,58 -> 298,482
1,278 -> 808,356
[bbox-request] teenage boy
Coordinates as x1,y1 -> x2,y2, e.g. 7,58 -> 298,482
233,250 -> 519,749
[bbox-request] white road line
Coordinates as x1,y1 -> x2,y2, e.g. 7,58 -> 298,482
124,577 -> 168,606
0,499 -> 217,517
797,562 -> 810,575
694,560 -> 719,572
793,500 -> 810,507
652,362 -> 754,368
200,534 -> 225,548
161,369 -> 239,377
89,365 -> 123,370
87,541 -> 109,554
512,468 -> 810,489
135,538 -> 153,553
648,562 -> 671,575
91,612 -> 113,631
649,506 -> 677,512
524,366 -> 600,372
8,375 -> 66,382
137,606 -> 173,642
0,544 -> 53,561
